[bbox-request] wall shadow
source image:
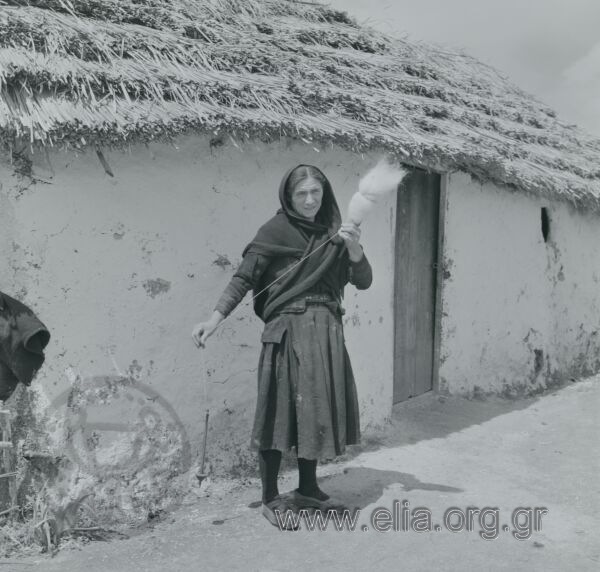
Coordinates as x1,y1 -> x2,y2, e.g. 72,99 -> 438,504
340,388 -> 555,460
315,466 -> 463,510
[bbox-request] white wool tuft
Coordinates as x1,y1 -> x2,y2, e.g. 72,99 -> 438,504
346,193 -> 373,226
346,159 -> 408,225
358,159 -> 408,201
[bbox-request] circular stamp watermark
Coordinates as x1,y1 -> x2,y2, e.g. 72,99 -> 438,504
45,373 -> 192,515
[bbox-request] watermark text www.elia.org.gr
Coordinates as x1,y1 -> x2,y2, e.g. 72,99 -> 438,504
275,500 -> 548,539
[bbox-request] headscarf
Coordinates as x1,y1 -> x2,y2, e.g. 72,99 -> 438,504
243,165 -> 345,321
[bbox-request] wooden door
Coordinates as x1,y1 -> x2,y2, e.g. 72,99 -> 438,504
393,169 -> 441,403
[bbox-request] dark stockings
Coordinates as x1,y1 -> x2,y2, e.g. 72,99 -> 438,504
297,457 -> 329,501
259,451 -> 330,503
259,449 -> 281,504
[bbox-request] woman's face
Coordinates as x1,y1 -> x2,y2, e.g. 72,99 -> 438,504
290,177 -> 323,220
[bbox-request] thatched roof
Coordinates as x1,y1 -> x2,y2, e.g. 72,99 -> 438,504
1,0 -> 599,211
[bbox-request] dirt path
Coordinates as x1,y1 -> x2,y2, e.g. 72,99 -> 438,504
13,376 -> 600,571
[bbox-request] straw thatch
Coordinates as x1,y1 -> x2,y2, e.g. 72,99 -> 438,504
1,0 -> 599,211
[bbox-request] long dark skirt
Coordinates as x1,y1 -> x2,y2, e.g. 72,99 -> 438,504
250,305 -> 361,460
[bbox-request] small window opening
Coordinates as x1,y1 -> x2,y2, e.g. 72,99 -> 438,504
541,208 -> 550,242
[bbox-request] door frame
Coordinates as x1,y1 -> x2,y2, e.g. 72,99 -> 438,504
431,173 -> 448,394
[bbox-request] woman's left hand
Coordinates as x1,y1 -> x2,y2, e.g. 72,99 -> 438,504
338,222 -> 364,262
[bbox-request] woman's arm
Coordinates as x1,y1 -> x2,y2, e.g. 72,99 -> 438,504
348,252 -> 373,290
192,253 -> 269,347
192,309 -> 225,348
338,223 -> 364,263
338,223 -> 373,290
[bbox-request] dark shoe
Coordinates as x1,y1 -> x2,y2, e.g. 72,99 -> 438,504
293,489 -> 349,512
262,495 -> 299,530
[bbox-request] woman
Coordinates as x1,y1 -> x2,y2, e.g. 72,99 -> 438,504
192,165 -> 372,527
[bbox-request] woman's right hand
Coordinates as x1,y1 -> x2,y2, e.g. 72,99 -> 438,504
192,311 -> 224,348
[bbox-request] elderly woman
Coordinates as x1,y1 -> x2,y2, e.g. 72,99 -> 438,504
192,165 -> 372,527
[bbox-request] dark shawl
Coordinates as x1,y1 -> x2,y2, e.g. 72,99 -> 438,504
243,165 -> 346,321
0,291 -> 51,400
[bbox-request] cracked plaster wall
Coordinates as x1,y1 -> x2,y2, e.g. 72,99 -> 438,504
0,136 -> 396,502
439,172 -> 600,397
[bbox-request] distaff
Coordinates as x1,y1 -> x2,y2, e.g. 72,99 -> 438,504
346,158 -> 408,226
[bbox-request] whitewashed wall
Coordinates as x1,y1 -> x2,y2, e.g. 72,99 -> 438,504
0,135 -> 396,478
439,172 -> 600,396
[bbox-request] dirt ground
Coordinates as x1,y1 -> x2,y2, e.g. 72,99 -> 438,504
8,375 -> 600,571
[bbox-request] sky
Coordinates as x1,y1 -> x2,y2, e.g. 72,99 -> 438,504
326,0 -> 600,135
